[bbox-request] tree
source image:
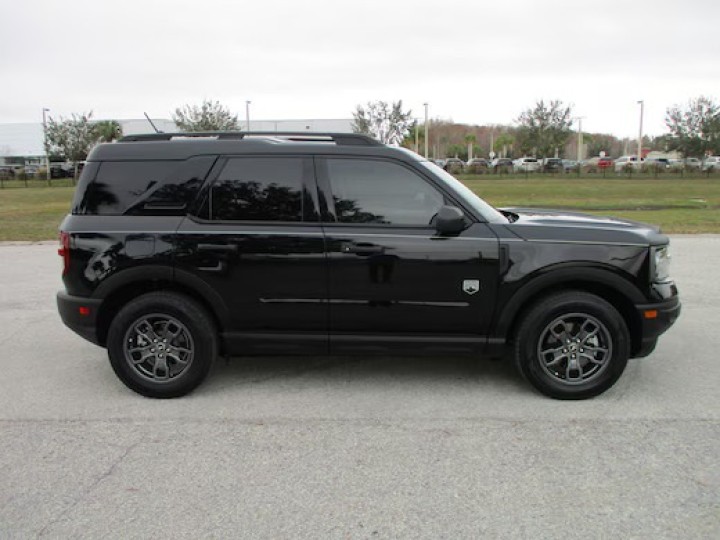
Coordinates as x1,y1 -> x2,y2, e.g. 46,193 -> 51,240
665,96 -> 720,157
351,100 -> 413,145
172,99 -> 240,131
515,100 -> 573,157
45,112 -> 98,179
464,133 -> 477,161
93,120 -> 123,142
493,132 -> 515,157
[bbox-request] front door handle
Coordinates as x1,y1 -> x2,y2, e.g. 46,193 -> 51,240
341,242 -> 384,255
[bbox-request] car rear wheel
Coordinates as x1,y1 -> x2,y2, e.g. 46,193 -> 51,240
514,291 -> 630,399
107,292 -> 217,398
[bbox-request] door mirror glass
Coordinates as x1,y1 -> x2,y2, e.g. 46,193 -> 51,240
435,205 -> 466,234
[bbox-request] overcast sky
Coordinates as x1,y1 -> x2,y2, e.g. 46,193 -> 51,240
1,0 -> 718,138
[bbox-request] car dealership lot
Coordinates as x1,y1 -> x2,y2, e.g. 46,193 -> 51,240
0,238 -> 718,538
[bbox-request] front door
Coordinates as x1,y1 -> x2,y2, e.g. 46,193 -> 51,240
315,156 -> 499,354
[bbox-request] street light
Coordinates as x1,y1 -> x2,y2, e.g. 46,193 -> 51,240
573,116 -> 586,162
42,108 -> 50,184
423,103 -> 429,158
637,100 -> 644,162
246,100 -> 251,132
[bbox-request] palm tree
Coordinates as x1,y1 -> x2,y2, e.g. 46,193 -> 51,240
464,134 -> 477,161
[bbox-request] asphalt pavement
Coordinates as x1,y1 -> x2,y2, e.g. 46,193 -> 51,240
0,237 -> 718,539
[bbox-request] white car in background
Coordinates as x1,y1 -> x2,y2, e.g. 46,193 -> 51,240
614,155 -> 643,172
513,157 -> 539,172
702,156 -> 720,171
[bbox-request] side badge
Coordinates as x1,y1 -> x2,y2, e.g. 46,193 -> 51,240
462,279 -> 480,295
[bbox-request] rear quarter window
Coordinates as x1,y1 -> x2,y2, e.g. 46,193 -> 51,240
73,156 -> 216,215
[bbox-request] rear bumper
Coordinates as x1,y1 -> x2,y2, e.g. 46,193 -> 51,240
57,291 -> 103,346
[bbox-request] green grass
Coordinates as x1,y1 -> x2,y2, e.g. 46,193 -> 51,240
459,175 -> 720,234
1,176 -> 719,241
0,186 -> 75,241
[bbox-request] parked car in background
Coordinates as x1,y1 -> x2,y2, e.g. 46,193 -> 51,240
644,158 -> 671,171
598,157 -> 614,170
683,158 -> 702,170
490,158 -> 514,173
614,156 -> 644,172
702,156 -> 720,171
23,165 -> 39,178
542,158 -> 563,172
466,158 -> 489,174
562,159 -> 579,172
513,157 -> 539,172
443,157 -> 465,172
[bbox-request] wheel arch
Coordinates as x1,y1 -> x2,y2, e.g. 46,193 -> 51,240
94,269 -> 230,348
495,266 -> 646,357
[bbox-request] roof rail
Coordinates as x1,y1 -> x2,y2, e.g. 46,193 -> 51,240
118,131 -> 382,146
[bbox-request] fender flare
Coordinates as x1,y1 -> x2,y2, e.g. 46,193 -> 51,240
92,264 -> 231,328
492,265 -> 646,340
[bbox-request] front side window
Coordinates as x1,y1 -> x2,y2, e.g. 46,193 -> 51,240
326,158 -> 444,226
208,157 -> 305,221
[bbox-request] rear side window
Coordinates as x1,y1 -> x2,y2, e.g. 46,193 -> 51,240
74,157 -> 215,215
205,157 -> 309,222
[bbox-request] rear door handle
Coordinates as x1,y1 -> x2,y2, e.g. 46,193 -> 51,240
197,243 -> 238,253
341,242 -> 384,255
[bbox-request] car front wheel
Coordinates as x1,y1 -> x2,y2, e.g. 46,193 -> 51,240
514,291 -> 630,399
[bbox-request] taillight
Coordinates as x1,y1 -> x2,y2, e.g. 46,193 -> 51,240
58,231 -> 70,275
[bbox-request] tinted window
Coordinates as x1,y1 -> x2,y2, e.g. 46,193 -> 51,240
80,161 -> 176,215
327,158 -> 444,225
208,157 -> 305,221
76,158 -> 214,215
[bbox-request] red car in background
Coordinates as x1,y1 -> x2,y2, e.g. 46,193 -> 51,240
598,157 -> 614,169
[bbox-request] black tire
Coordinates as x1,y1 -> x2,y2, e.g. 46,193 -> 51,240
514,291 -> 630,400
107,292 -> 217,398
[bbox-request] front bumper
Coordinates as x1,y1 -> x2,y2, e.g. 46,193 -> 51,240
57,291 -> 103,346
633,294 -> 681,358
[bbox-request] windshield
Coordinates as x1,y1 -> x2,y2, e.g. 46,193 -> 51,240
418,161 -> 508,224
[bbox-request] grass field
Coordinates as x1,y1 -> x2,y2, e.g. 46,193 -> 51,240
0,176 -> 719,241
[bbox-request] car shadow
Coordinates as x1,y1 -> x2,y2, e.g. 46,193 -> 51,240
200,354 -> 526,394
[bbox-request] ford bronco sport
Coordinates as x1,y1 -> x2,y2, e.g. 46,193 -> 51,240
57,132 -> 680,399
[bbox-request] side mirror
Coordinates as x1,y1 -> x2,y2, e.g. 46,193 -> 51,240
435,205 -> 467,235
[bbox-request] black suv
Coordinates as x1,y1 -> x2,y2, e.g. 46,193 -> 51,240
57,132 -> 680,399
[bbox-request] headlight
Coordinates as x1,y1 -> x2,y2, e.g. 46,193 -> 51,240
653,245 -> 671,282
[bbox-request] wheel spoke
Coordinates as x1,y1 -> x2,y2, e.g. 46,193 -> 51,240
565,358 -> 583,382
166,351 -> 188,365
549,321 -> 571,343
134,319 -> 159,343
153,356 -> 170,381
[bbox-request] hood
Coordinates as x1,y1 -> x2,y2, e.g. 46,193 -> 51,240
500,207 -> 667,245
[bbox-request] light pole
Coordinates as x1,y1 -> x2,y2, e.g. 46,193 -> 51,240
42,108 -> 50,184
637,100 -> 644,162
414,120 -> 419,153
423,103 -> 429,158
245,100 -> 251,132
574,116 -> 586,162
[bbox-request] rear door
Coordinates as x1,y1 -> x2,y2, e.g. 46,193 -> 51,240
174,155 -> 328,355
316,156 -> 500,354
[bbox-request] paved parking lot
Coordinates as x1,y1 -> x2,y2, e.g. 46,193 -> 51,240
0,237 -> 718,538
